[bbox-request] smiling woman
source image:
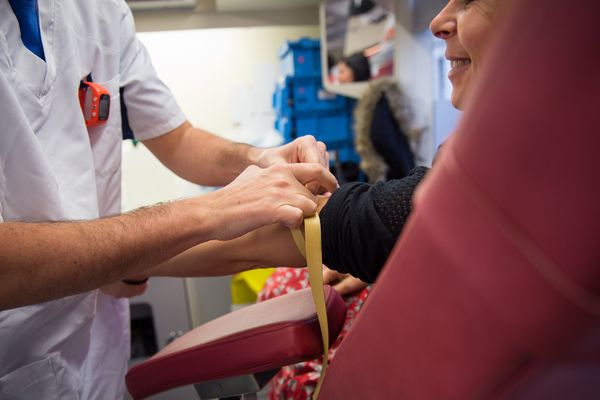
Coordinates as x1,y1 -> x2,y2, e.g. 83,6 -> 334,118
430,0 -> 506,109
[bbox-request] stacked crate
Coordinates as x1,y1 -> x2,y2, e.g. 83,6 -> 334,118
273,38 -> 360,168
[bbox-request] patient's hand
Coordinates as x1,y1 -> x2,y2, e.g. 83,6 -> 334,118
322,266 -> 368,295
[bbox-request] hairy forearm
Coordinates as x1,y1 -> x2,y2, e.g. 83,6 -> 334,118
143,122 -> 260,186
196,131 -> 259,185
150,196 -> 331,278
0,199 -> 211,310
149,223 -> 306,277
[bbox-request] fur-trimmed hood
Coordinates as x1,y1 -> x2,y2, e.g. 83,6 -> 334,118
354,78 -> 423,182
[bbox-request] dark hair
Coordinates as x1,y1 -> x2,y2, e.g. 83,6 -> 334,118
342,52 -> 371,82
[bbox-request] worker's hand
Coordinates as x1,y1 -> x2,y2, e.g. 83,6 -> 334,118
323,267 -> 368,296
203,163 -> 337,241
101,276 -> 149,299
256,135 -> 332,194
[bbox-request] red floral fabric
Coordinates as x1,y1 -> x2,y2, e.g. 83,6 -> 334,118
258,268 -> 372,400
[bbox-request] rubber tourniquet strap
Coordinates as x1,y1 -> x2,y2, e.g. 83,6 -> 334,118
290,214 -> 329,399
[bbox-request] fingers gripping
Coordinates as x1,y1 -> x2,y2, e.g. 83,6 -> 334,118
288,163 -> 338,194
290,135 -> 327,166
275,205 -> 305,229
211,162 -> 333,238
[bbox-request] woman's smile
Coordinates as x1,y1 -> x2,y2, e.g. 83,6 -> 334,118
447,56 -> 472,81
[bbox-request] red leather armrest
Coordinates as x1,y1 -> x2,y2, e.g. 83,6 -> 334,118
126,285 -> 346,399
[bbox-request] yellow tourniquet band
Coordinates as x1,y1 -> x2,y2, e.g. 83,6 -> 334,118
290,213 -> 329,399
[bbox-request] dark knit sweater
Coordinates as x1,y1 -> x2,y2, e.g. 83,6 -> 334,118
320,166 -> 429,282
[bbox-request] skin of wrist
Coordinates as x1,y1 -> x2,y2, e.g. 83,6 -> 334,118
244,144 -> 262,167
176,197 -> 216,245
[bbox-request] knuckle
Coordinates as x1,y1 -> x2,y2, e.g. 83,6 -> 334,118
299,134 -> 316,144
292,209 -> 304,226
308,163 -> 322,174
273,178 -> 292,190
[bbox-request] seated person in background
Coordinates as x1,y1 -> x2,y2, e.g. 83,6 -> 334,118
335,51 -> 422,182
334,52 -> 371,84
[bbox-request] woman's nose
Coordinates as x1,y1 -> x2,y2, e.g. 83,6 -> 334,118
430,2 -> 457,40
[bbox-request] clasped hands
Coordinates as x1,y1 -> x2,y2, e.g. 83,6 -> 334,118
109,135 -> 336,299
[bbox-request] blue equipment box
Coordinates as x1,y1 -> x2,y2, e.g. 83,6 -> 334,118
272,80 -> 293,118
292,78 -> 348,115
273,77 -> 349,118
274,116 -> 293,142
275,113 -> 355,148
295,113 -> 353,150
274,37 -> 359,163
279,38 -> 321,78
335,147 -> 361,164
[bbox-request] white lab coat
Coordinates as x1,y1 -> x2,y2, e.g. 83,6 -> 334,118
0,0 -> 186,398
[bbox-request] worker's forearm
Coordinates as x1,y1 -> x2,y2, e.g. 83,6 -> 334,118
144,122 -> 260,186
149,223 -> 306,277
188,129 -> 260,185
0,198 -> 211,310
150,196 -> 331,278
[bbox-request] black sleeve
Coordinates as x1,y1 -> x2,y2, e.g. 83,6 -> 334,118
319,166 -> 429,282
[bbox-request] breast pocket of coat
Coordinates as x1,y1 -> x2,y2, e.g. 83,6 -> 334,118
0,357 -> 77,400
87,75 -> 123,217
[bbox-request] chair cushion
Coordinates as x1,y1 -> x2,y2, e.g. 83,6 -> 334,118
126,285 -> 346,399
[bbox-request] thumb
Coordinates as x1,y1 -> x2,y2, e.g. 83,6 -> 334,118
275,205 -> 304,229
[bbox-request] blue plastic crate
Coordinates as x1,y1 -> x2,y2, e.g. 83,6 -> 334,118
335,147 -> 361,164
274,116 -> 294,142
279,38 -> 321,78
272,80 -> 293,118
291,78 -> 348,115
295,113 -> 354,150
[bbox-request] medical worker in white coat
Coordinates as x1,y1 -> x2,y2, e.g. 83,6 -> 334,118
0,1 -> 335,398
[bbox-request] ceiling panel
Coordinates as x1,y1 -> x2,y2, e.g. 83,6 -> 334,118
216,0 -> 319,12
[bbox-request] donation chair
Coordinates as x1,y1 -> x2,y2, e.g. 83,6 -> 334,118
126,286 -> 345,399
317,0 -> 600,398
127,0 -> 600,398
